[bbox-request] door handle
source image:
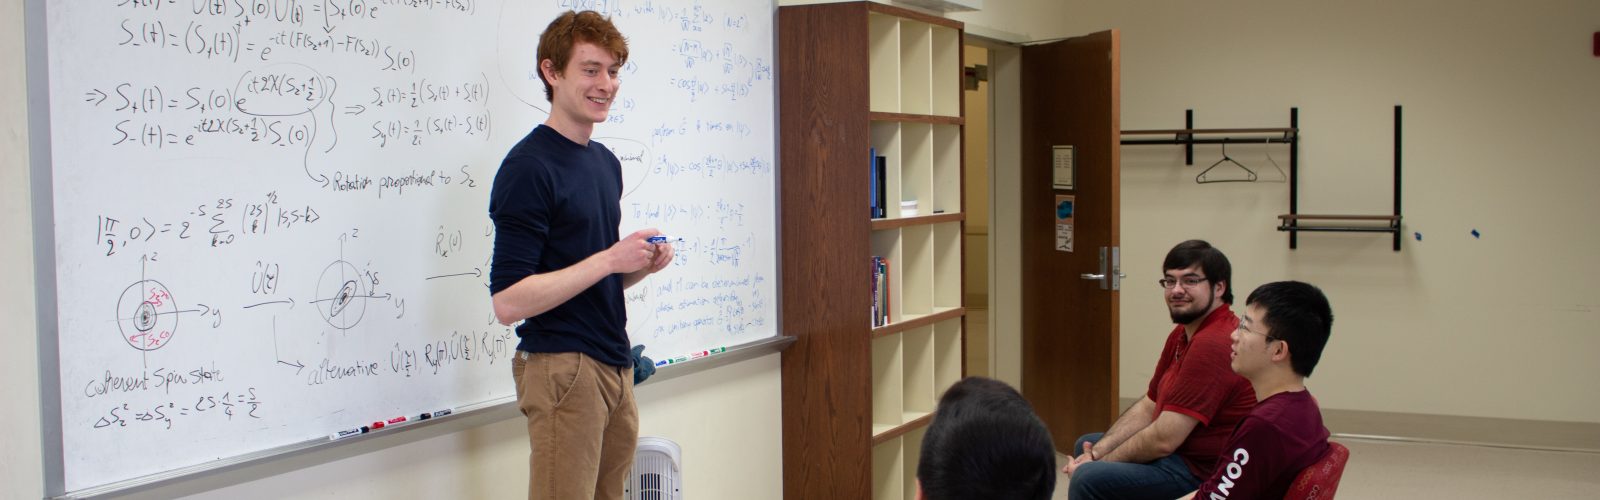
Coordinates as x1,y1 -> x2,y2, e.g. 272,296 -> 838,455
1083,247 -> 1124,290
1087,247 -> 1111,290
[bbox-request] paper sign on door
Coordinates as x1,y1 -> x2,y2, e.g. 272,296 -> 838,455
1055,195 -> 1074,253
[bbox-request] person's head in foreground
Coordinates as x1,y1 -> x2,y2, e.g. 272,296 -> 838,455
917,376 -> 1057,500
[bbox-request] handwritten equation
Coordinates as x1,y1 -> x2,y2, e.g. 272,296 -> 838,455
92,389 -> 264,431
635,272 -> 770,340
95,192 -> 323,256
83,359 -> 261,431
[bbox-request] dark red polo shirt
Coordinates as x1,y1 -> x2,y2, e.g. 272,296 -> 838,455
1147,305 -> 1256,479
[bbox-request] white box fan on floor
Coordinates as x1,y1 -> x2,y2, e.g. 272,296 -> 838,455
626,436 -> 683,500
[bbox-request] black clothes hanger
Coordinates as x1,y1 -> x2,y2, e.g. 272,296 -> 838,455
1196,139 -> 1258,184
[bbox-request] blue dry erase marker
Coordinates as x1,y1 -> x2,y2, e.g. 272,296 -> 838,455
646,236 -> 683,244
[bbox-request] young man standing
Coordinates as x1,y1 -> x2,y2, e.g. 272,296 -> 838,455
1182,281 -> 1334,500
916,377 -> 1058,500
488,10 -> 672,500
1064,240 -> 1257,500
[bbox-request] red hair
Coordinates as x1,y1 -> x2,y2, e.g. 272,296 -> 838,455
536,10 -> 629,102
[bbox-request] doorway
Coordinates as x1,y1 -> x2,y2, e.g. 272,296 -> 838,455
962,43 -> 992,379
961,37 -> 1024,390
964,31 -> 1123,450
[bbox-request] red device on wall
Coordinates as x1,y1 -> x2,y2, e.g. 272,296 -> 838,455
1594,32 -> 1599,57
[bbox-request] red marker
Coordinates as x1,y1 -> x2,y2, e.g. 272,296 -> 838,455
386,415 -> 409,425
369,420 -> 386,430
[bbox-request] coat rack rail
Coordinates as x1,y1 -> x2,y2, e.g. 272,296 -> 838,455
1119,109 -> 1298,165
1276,214 -> 1401,233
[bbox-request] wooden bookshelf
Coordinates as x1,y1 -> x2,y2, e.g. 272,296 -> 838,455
779,3 -> 965,499
870,212 -> 964,230
870,111 -> 965,125
870,307 -> 965,339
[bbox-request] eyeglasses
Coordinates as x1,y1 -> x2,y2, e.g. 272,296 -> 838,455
1237,324 -> 1283,343
1157,276 -> 1208,289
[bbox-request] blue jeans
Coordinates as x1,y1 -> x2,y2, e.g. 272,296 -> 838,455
1067,433 -> 1200,500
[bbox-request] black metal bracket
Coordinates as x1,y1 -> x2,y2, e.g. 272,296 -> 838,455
1277,106 -> 1404,252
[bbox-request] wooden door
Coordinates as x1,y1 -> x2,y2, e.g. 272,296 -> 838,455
1019,30 -> 1121,452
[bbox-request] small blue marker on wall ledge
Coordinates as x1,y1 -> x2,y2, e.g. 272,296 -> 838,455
647,236 -> 683,244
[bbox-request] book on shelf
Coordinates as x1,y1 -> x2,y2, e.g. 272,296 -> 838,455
870,256 -> 890,328
875,155 -> 887,219
869,147 -> 880,219
871,256 -> 881,327
870,256 -> 879,327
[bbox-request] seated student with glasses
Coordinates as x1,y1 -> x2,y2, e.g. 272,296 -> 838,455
1179,281 -> 1334,500
1064,240 -> 1257,500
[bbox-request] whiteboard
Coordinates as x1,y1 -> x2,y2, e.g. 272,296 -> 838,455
32,0 -> 775,495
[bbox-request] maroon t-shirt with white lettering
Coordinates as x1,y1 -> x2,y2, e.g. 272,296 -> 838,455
1193,390 -> 1331,500
1148,306 -> 1257,479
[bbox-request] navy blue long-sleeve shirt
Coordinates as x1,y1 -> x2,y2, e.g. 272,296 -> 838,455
488,125 -> 629,368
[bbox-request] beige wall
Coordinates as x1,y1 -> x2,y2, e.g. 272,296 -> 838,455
947,1 -> 1074,42
957,0 -> 1600,423
5,1 -> 781,498
4,0 -> 44,496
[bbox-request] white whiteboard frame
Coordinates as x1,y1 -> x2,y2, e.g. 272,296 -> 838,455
27,0 -> 67,496
25,0 -> 791,497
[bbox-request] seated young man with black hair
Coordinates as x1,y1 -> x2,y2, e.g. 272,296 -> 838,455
1181,281 -> 1335,500
916,376 -> 1058,500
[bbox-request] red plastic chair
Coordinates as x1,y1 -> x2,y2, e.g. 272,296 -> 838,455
1285,441 -> 1349,500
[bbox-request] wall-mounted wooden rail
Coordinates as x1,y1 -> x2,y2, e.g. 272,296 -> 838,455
1120,109 -> 1298,165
